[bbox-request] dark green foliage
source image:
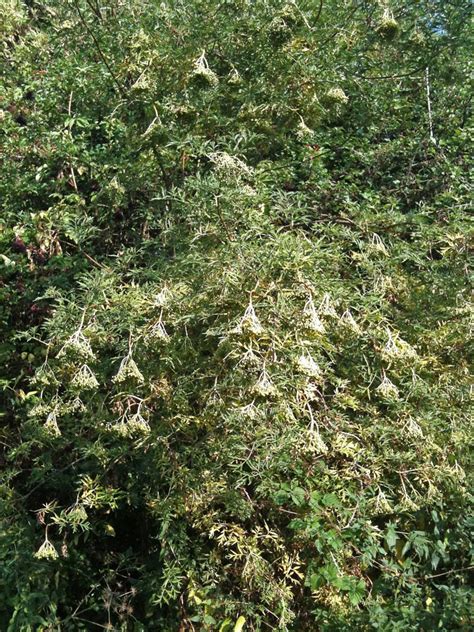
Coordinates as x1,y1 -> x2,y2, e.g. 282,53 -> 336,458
1,1 -> 472,630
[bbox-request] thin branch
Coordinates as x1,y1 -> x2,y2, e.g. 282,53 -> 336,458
425,66 -> 436,143
71,0 -> 125,98
315,0 -> 324,24
425,565 -> 474,580
84,0 -> 103,21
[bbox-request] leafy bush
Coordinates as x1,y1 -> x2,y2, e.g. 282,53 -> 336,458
1,1 -> 472,630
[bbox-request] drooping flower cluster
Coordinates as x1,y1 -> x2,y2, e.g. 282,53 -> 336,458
153,287 -> 170,308
113,354 -> 144,384
147,320 -> 170,342
381,329 -> 417,361
107,396 -> 151,438
376,373 -> 399,400
302,296 -> 326,333
340,309 -> 361,334
325,87 -> 349,106
34,538 -> 59,561
44,410 -> 61,437
191,51 -> 219,87
297,352 -> 322,378
296,119 -> 314,141
71,364 -> 99,390
252,367 -> 277,397
57,327 -> 94,360
232,301 -> 264,336
377,9 -> 400,40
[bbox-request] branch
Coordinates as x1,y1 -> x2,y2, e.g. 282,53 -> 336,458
71,0 -> 125,98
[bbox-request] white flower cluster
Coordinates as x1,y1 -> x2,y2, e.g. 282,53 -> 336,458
228,68 -> 242,85
303,297 -> 326,333
34,539 -> 59,561
191,52 -> 219,87
340,309 -> 361,334
69,396 -> 86,413
404,416 -> 423,437
374,490 -> 393,514
148,320 -> 170,342
370,233 -> 389,256
71,364 -> 99,390
44,411 -> 61,437
128,412 -> 151,434
237,347 -> 260,368
376,374 -> 399,400
252,368 -> 277,397
232,302 -> 264,336
319,293 -> 337,317
153,287 -> 170,308
113,355 -> 144,384
325,87 -> 349,105
234,402 -> 259,421
28,402 -> 50,418
57,329 -> 94,360
209,151 -> 253,176
296,119 -> 314,141
31,364 -> 57,387
297,352 -> 321,378
308,431 -> 329,454
382,330 -> 416,361
108,411 -> 150,438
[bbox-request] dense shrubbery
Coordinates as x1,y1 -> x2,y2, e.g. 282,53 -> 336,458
1,1 -> 472,630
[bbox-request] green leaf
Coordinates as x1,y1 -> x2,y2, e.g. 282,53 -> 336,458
234,615 -> 246,632
385,524 -> 398,550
